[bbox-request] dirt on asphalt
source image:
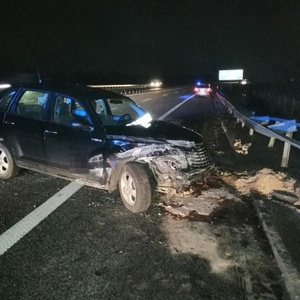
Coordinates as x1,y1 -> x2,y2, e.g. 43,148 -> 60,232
165,105 -> 300,299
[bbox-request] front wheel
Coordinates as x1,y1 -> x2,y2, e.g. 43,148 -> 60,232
0,142 -> 19,179
118,163 -> 151,213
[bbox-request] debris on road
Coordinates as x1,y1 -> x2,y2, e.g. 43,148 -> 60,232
220,168 -> 297,196
233,139 -> 252,155
158,187 -> 240,218
272,189 -> 299,205
158,167 -> 300,218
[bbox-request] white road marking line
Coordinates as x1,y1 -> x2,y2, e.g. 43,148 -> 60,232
163,94 -> 168,96
142,98 -> 152,102
0,181 -> 83,256
158,95 -> 194,120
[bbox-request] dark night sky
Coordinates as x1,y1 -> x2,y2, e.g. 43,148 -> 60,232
0,0 -> 300,84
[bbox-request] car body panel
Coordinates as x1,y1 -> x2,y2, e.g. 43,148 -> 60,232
44,122 -> 105,172
3,113 -> 48,163
105,120 -> 204,143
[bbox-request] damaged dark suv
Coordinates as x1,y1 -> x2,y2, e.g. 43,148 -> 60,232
0,83 -> 212,212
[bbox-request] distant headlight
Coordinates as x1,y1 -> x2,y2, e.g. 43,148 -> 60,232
0,83 -> 11,89
150,80 -> 162,87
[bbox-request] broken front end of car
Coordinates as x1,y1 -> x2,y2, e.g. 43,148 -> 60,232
106,139 -> 213,197
88,118 -> 214,212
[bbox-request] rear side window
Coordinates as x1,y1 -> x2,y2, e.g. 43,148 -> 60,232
0,90 -> 17,111
15,90 -> 49,120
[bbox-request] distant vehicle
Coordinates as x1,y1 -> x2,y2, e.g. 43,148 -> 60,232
194,84 -> 212,97
150,80 -> 163,88
0,82 -> 212,213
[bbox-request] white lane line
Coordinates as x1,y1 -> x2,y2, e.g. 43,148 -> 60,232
158,95 -> 194,120
0,181 -> 83,256
163,94 -> 168,96
142,98 -> 152,102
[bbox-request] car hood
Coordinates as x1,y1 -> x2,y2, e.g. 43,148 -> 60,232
105,120 -> 204,145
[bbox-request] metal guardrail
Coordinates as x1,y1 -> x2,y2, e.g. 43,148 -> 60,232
88,84 -> 162,95
216,92 -> 300,167
89,84 -> 148,89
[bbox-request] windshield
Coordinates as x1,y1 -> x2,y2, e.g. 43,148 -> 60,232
90,97 -> 152,127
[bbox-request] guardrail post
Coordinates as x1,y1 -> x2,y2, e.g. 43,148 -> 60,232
281,132 -> 293,168
268,137 -> 276,148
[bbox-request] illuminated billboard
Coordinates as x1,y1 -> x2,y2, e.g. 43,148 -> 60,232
218,69 -> 244,81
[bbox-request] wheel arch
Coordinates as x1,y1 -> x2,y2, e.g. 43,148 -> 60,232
0,136 -> 22,159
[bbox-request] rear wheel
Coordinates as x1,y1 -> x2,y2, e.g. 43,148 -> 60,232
0,142 -> 19,179
118,163 -> 151,213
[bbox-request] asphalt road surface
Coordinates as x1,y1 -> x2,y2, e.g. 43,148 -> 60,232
0,87 -> 289,299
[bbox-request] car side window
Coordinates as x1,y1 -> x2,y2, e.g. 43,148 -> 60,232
54,95 -> 93,128
0,90 -> 17,111
15,90 -> 49,120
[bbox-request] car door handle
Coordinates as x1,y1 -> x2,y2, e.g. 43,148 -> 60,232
44,130 -> 58,135
4,121 -> 15,125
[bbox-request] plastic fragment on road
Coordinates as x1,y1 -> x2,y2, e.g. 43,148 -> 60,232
267,120 -> 297,133
251,115 -> 270,124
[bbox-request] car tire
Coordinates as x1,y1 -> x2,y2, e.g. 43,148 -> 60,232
0,142 -> 19,180
118,163 -> 151,213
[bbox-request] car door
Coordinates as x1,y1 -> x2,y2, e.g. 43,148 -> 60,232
0,89 -> 17,123
45,94 -> 106,174
2,89 -> 50,163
